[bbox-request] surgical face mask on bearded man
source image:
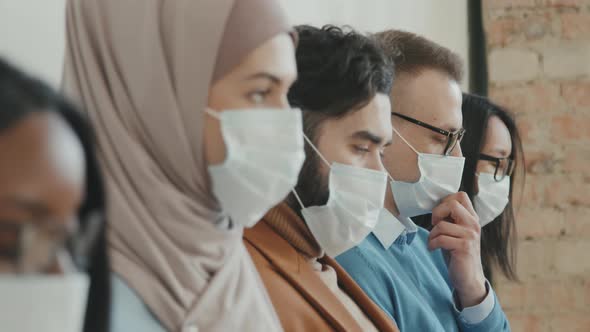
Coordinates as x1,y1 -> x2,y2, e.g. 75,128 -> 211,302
291,135 -> 388,257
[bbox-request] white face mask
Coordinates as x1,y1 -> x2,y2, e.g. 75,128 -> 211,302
294,136 -> 388,257
207,108 -> 305,228
0,273 -> 89,332
474,173 -> 510,227
390,128 -> 465,217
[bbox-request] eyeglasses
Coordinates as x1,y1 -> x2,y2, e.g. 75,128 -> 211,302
479,153 -> 515,181
0,214 -> 101,273
391,112 -> 466,156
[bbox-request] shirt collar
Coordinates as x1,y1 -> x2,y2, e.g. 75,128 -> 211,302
372,209 -> 419,249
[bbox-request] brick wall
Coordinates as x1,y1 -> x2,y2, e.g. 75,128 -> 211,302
482,0 -> 590,331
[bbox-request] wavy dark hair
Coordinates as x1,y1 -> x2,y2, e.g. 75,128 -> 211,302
460,93 -> 525,283
0,57 -> 110,332
286,25 -> 394,212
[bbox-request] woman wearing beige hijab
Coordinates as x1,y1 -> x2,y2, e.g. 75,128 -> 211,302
62,0 -> 304,331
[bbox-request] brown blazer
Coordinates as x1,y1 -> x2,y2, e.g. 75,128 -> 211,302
244,216 -> 399,332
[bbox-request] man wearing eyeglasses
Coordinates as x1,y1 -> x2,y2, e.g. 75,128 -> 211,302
336,30 -> 510,332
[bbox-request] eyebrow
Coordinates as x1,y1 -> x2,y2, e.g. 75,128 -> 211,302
0,197 -> 50,217
350,130 -> 391,146
245,72 -> 281,85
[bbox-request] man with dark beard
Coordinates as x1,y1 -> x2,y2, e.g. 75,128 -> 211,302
243,25 -> 399,332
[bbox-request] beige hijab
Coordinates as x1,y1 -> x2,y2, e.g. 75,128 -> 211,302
62,0 -> 290,331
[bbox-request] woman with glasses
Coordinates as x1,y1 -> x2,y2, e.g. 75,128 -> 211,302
0,58 -> 109,332
459,93 -> 525,284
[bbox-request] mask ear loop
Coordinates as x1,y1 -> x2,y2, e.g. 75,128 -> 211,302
291,134 -> 333,210
303,134 -> 332,168
386,172 -> 395,182
390,127 -> 423,186
392,126 -> 420,155
204,108 -> 222,119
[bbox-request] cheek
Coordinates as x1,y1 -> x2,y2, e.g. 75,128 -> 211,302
37,174 -> 85,226
208,74 -> 259,111
208,79 -> 240,111
382,146 -> 397,173
383,142 -> 420,182
476,161 -> 495,175
203,114 -> 226,166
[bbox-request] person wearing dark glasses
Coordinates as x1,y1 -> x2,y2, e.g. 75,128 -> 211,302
337,31 -> 510,332
459,93 -> 525,286
0,58 -> 110,332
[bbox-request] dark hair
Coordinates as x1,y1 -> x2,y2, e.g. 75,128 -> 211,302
289,25 -> 394,140
286,25 -> 394,211
0,57 -> 111,332
461,93 -> 525,283
374,29 -> 464,83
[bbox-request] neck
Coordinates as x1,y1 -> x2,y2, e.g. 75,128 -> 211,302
385,199 -> 401,218
384,183 -> 401,217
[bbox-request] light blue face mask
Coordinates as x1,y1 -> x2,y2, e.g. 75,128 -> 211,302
0,273 -> 89,332
206,108 -> 306,228
292,135 -> 388,257
474,173 -> 510,227
389,127 -> 465,218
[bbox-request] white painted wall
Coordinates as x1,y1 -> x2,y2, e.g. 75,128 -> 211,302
0,0 -> 67,88
280,0 -> 470,88
0,0 -> 469,89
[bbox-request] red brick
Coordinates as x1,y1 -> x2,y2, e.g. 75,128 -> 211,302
562,146 -> 590,173
489,82 -> 562,115
523,148 -> 557,174
572,278 -> 589,310
484,0 -> 537,10
486,14 -> 552,46
562,81 -> 590,111
487,18 -> 518,46
548,313 -> 590,332
553,240 -> 590,276
496,282 -> 526,310
516,114 -> 551,146
544,0 -> 584,8
505,313 -> 546,331
561,12 -> 590,39
549,282 -> 579,312
550,114 -> 590,143
564,207 -> 590,237
521,174 -> 547,207
516,240 -> 555,279
544,175 -> 590,208
517,207 -> 565,239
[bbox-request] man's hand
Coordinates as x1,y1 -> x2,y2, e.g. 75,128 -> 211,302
428,192 -> 487,308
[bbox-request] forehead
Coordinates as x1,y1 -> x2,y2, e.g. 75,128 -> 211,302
320,94 -> 392,141
482,115 -> 512,155
233,34 -> 297,80
0,112 -> 85,215
392,69 -> 463,130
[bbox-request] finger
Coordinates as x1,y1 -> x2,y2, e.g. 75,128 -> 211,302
432,200 -> 479,230
429,221 -> 473,241
428,235 -> 468,252
441,192 -> 477,217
